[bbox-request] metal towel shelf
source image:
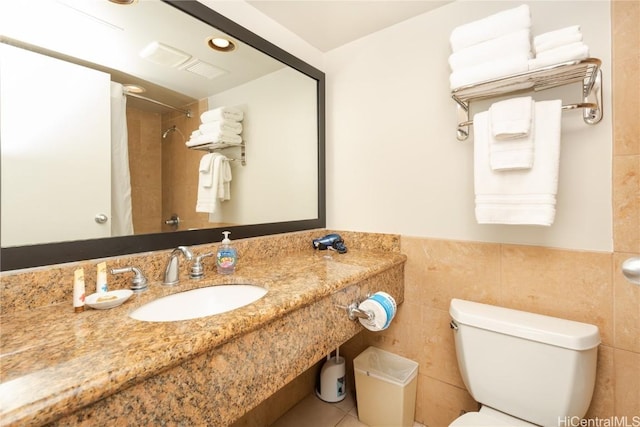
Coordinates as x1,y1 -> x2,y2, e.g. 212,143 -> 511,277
451,58 -> 603,141
188,142 -> 246,166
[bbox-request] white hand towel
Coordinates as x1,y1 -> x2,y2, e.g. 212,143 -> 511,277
218,159 -> 232,201
489,97 -> 535,171
199,120 -> 243,135
450,4 -> 531,52
200,106 -> 244,123
490,96 -> 533,140
474,100 -> 562,226
528,42 -> 590,70
186,131 -> 243,147
198,153 -> 216,188
196,153 -> 230,213
448,29 -> 532,71
450,53 -> 530,89
534,25 -> 581,50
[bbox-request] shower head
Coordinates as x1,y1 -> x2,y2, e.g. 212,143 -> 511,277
162,125 -> 177,139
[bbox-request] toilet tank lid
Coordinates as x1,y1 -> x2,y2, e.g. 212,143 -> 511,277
449,299 -> 601,350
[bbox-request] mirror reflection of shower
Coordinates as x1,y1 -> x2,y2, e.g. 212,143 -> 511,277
162,125 -> 185,141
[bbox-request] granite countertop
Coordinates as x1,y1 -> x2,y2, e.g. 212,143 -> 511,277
0,249 -> 406,427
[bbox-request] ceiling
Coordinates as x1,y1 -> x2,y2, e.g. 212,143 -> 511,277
1,0 -> 285,113
247,0 -> 452,52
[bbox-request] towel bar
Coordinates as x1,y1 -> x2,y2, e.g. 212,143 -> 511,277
452,58 -> 603,141
457,101 -> 599,128
188,142 -> 246,166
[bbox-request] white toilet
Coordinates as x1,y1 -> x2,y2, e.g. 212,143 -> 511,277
449,298 -> 600,427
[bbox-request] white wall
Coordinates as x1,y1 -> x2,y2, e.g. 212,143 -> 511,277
324,1 -> 613,251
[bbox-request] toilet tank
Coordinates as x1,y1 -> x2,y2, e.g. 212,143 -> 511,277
449,299 -> 600,427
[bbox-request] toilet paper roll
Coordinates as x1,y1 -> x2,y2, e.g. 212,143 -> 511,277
358,292 -> 397,331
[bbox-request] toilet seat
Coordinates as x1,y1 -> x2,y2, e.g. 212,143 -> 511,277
449,407 -> 538,427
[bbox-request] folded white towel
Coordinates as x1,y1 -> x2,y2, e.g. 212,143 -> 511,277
528,42 -> 590,70
534,31 -> 582,54
450,4 -> 531,52
474,100 -> 562,226
199,120 -> 243,135
196,153 -> 231,213
450,53 -> 530,89
200,107 -> 243,123
490,96 -> 533,140
186,131 -> 243,147
534,25 -> 581,49
449,29 -> 532,71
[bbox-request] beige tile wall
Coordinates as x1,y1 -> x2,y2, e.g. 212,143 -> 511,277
127,107 -> 162,234
367,2 -> 640,425
127,99 -> 212,235
161,99 -> 214,232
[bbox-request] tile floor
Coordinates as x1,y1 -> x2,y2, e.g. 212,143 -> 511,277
269,392 -> 425,427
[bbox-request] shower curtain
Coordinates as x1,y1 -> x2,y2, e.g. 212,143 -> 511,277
110,82 -> 134,236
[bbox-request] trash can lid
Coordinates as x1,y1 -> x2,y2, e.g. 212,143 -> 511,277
353,346 -> 418,386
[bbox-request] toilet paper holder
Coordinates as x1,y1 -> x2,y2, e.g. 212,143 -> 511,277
337,302 -> 374,322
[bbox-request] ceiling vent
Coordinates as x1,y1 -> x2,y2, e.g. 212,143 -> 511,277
139,41 -> 191,67
180,59 -> 227,79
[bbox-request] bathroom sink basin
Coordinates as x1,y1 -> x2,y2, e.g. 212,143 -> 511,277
130,284 -> 267,322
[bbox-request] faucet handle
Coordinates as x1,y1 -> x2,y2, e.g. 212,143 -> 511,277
111,266 -> 148,292
190,252 -> 214,279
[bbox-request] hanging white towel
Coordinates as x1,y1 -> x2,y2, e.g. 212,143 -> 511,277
196,153 -> 231,213
490,96 -> 533,140
528,42 -> 590,70
449,4 -> 531,52
448,29 -> 532,71
474,100 -> 562,226
198,153 -> 216,188
533,25 -> 582,53
200,106 -> 244,123
489,97 -> 535,171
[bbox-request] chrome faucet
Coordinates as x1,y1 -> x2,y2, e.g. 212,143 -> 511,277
111,266 -> 148,292
163,246 -> 193,286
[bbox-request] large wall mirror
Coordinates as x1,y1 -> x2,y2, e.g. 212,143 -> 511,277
0,0 -> 325,271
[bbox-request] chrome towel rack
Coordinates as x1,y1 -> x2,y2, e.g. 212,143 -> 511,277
451,58 -> 603,141
188,142 -> 246,166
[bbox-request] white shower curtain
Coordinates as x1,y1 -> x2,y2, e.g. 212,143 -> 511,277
110,82 -> 134,236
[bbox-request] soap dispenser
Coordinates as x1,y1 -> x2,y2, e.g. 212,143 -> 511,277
216,231 -> 237,275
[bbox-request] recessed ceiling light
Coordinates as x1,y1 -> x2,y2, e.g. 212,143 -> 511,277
123,84 -> 146,94
207,37 -> 236,53
108,0 -> 137,4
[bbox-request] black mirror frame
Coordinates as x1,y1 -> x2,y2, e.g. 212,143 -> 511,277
0,0 -> 325,271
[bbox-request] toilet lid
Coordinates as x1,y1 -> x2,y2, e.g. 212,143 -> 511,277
449,411 -> 535,427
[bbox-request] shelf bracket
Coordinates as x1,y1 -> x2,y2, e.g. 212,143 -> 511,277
583,68 -> 602,125
455,98 -> 471,141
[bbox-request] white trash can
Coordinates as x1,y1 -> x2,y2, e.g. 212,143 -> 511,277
353,346 -> 419,427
